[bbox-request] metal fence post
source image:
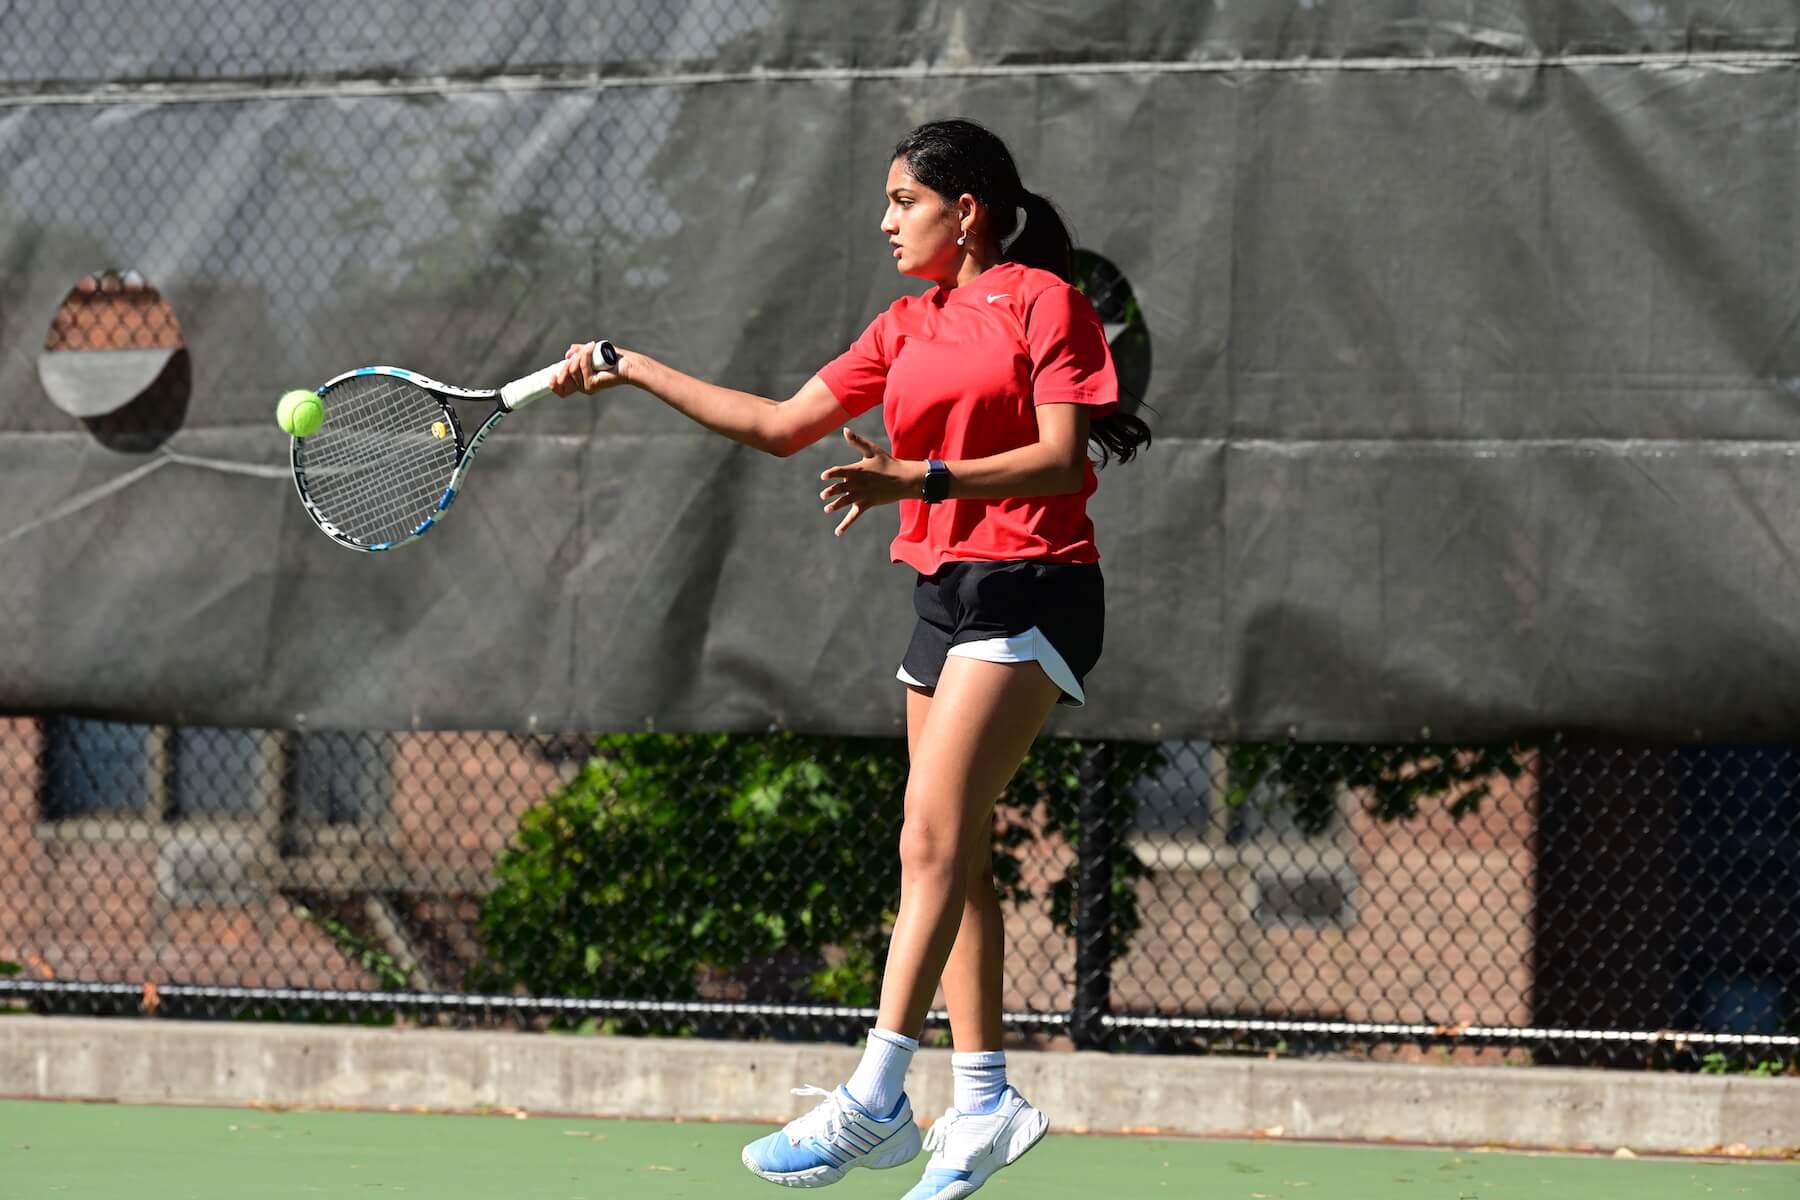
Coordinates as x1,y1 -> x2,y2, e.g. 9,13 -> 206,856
1072,739 -> 1116,1050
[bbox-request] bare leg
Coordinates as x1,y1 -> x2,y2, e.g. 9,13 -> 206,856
941,858 -> 1007,1051
880,657 -> 1061,1039
906,686 -> 1008,1052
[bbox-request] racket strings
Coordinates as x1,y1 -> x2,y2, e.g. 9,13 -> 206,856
295,375 -> 461,546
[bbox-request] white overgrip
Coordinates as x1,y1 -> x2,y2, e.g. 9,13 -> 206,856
499,340 -> 618,411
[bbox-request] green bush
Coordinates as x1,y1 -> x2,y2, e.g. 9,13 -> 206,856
475,733 -> 1164,1014
1700,1050 -> 1793,1076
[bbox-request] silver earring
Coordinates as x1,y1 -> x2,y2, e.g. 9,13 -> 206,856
956,231 -> 967,247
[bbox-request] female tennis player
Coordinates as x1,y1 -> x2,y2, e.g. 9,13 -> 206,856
551,117 -> 1149,1198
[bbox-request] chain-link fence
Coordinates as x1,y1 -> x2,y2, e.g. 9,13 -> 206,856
5,3 -> 1799,1078
3,718 -> 1795,1069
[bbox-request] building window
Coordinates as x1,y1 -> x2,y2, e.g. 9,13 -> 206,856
290,732 -> 389,825
169,727 -> 272,819
39,718 -> 390,829
1127,740 -> 1358,929
41,717 -> 154,819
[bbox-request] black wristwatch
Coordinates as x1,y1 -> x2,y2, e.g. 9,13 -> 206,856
923,458 -> 951,504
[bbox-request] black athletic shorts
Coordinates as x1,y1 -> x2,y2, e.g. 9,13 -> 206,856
897,560 -> 1104,707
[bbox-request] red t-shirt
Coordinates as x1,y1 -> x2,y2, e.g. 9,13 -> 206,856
816,262 -> 1119,575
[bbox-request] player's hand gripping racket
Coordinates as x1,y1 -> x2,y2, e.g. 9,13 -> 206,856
291,341 -> 617,551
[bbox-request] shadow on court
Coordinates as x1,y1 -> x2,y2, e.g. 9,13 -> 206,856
3,1099 -> 1795,1199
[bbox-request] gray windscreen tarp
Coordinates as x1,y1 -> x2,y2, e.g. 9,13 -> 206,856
2,3 -> 1798,740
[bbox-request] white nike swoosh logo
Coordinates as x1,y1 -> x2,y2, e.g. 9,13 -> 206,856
986,293 -> 1011,303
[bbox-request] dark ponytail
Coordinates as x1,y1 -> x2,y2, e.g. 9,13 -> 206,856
1006,188 -> 1074,280
892,117 -> 1152,466
1087,404 -> 1152,467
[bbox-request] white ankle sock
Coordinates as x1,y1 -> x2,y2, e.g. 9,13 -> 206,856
951,1049 -> 1008,1113
845,1027 -> 918,1117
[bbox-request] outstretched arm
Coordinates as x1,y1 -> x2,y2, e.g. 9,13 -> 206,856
550,341 -> 850,458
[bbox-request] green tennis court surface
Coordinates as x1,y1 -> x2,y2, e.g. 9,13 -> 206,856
3,1098 -> 1793,1199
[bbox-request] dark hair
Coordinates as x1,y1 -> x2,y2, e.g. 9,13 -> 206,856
892,118 -> 1151,466
892,118 -> 1072,278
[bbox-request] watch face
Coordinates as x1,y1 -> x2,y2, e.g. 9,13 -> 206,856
925,461 -> 950,503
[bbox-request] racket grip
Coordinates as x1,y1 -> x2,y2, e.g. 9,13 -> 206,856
500,339 -> 619,411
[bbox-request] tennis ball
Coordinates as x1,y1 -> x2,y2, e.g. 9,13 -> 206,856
277,389 -> 325,437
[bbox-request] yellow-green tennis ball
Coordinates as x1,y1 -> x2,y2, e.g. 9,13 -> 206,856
277,389 -> 325,437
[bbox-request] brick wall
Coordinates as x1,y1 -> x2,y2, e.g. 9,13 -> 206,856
1112,766 -> 1538,1032
3,723 -> 1544,1037
0,724 -> 559,996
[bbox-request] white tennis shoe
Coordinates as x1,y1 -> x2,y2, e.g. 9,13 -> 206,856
899,1086 -> 1049,1199
740,1084 -> 922,1187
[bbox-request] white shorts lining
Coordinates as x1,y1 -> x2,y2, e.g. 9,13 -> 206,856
895,625 -> 1085,706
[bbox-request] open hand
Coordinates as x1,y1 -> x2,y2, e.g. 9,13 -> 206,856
819,428 -> 921,536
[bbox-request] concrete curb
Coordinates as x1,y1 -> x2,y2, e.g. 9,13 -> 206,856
1,1017 -> 1794,1155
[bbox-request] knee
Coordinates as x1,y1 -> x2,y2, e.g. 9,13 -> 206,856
897,814 -> 961,880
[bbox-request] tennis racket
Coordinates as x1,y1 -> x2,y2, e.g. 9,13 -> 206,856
291,340 -> 617,551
